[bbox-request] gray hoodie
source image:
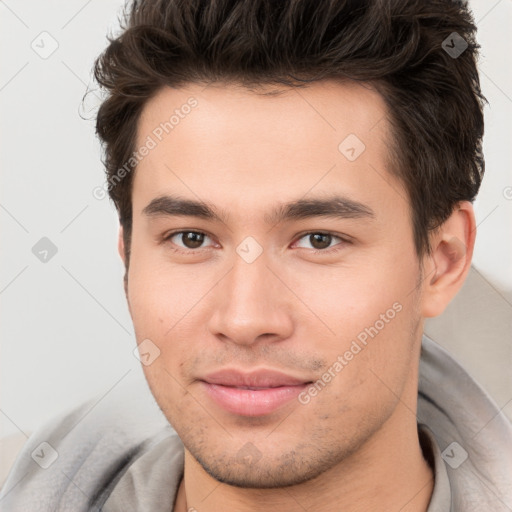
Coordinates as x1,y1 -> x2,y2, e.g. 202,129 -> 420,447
1,334 -> 511,511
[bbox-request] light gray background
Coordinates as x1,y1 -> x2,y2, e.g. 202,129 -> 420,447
1,0 -> 511,450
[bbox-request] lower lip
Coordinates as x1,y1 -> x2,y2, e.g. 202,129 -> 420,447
201,381 -> 309,416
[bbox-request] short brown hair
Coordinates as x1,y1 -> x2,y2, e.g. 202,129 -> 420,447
93,0 -> 486,268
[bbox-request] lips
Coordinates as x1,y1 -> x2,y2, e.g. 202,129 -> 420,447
203,369 -> 308,388
200,369 -> 312,416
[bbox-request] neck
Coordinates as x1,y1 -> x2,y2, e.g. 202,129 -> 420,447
174,399 -> 434,512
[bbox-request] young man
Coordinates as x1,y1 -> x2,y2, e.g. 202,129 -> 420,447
1,0 -> 511,510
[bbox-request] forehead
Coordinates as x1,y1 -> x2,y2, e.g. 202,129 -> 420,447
136,79 -> 389,150
132,80 -> 406,224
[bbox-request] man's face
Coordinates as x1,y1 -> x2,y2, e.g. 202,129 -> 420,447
123,80 -> 425,487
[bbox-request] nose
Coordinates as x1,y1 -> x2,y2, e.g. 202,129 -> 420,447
207,248 -> 294,347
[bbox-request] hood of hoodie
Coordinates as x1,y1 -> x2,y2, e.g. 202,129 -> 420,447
417,334 -> 512,510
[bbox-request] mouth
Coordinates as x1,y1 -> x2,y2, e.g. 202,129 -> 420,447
199,369 -> 313,416
227,385 -> 287,390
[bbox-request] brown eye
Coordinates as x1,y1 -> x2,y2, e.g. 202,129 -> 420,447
294,232 -> 345,252
309,233 -> 332,250
165,231 -> 214,251
180,231 -> 205,249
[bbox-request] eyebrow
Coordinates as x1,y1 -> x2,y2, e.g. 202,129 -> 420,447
142,194 -> 375,225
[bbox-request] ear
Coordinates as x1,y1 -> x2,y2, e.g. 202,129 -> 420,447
118,225 -> 126,266
118,225 -> 131,303
421,201 -> 476,318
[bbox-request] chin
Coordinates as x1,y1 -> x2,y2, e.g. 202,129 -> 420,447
191,448 -> 339,489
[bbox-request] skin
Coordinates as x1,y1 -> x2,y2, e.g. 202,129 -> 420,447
118,79 -> 475,511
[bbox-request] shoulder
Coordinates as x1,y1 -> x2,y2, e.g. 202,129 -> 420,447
0,375 -> 172,511
419,334 -> 512,510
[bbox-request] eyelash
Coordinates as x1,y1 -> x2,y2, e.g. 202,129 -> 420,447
162,230 -> 350,255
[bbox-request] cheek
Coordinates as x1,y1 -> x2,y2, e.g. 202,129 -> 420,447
296,301 -> 418,440
290,257 -> 420,400
284,255 -> 415,339
126,254 -> 214,389
127,267 -> 195,408
127,244 -> 193,334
